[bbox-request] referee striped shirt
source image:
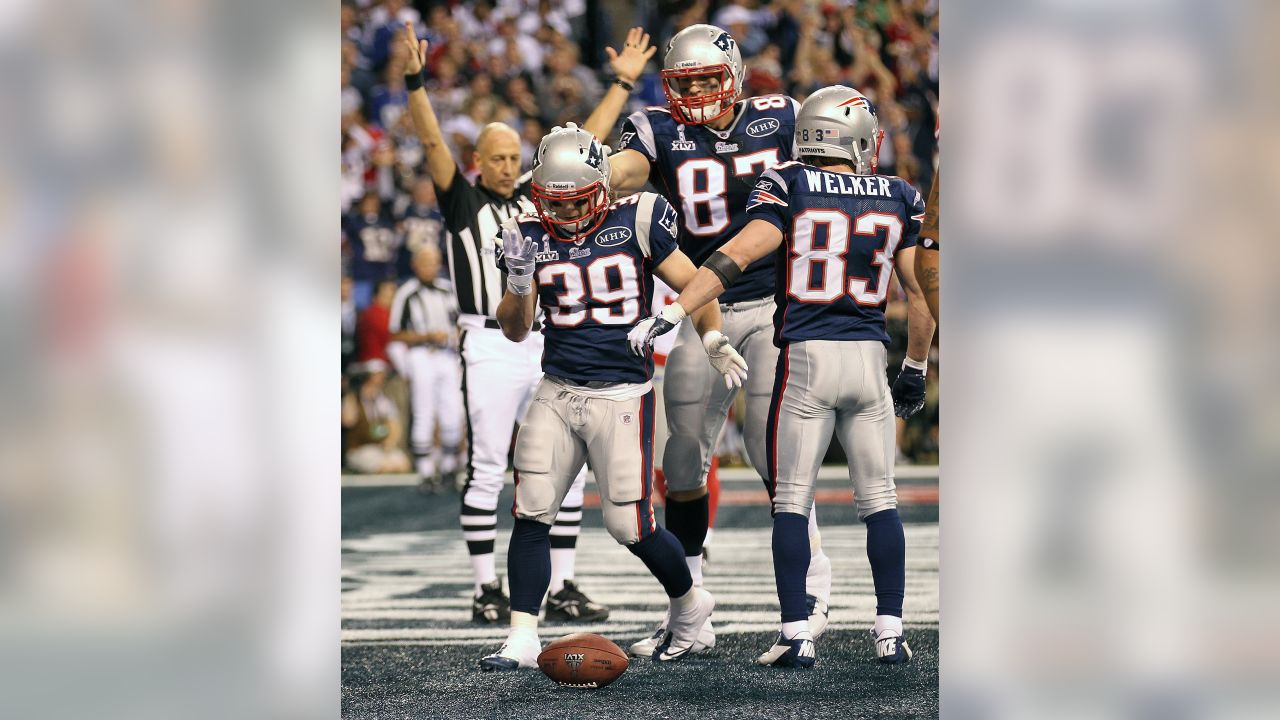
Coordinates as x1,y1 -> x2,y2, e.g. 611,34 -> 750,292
436,169 -> 535,318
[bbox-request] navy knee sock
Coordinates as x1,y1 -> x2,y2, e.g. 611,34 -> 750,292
864,508 -> 906,617
627,528 -> 694,598
507,518 -> 551,615
773,512 -> 811,622
663,494 -> 710,557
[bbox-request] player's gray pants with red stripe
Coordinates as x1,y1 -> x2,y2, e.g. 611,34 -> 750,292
766,340 -> 899,520
513,377 -> 658,545
661,296 -> 777,491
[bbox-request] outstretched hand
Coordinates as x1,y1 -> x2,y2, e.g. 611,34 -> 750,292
402,21 -> 427,76
604,27 -> 656,85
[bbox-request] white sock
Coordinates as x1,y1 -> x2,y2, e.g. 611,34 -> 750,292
874,614 -> 903,637
704,527 -> 714,549
685,555 -> 704,587
511,610 -> 539,634
670,585 -> 702,615
471,554 -> 498,595
549,547 -> 575,595
806,504 -> 832,603
806,549 -> 832,604
781,620 -> 811,640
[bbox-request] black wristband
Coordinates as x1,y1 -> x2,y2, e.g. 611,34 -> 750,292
703,250 -> 742,288
614,78 -> 635,92
405,71 -> 424,92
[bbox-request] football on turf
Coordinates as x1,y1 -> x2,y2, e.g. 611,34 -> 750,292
537,633 -> 629,688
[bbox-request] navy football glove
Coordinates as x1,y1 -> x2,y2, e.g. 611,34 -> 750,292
890,363 -> 927,418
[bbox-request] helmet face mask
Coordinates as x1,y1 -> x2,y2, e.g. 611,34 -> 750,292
531,181 -> 610,241
662,66 -> 737,125
661,25 -> 744,125
530,123 -> 612,243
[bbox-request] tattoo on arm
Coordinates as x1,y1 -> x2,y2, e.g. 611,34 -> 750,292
918,265 -> 939,295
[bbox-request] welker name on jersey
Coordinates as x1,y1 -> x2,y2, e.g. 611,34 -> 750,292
746,161 -> 926,347
498,192 -> 680,385
619,95 -> 800,304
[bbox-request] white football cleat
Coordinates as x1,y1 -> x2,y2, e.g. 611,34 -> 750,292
653,588 -> 715,661
755,632 -> 816,669
806,594 -> 830,639
478,632 -> 541,671
629,614 -> 715,657
871,628 -> 913,665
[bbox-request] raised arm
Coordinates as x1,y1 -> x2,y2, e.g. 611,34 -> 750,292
583,27 -> 655,141
607,150 -> 653,195
401,21 -> 458,193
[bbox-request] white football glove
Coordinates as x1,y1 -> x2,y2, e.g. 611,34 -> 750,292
628,303 -> 686,356
503,230 -> 537,296
702,330 -> 748,389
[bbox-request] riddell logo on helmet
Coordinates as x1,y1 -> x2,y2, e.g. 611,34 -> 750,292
595,227 -> 632,246
545,182 -> 576,191
746,118 -> 780,137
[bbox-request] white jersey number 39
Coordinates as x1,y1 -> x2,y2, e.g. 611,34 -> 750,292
538,255 -> 641,327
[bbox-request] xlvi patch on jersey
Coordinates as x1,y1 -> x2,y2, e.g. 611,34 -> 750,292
595,226 -> 632,247
534,234 -> 558,262
671,126 -> 696,151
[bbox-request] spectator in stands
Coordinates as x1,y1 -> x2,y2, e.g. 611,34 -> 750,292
394,176 -> 447,281
343,192 -> 403,308
343,360 -> 412,474
356,278 -> 399,364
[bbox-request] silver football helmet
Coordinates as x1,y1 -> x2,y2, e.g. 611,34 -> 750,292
530,123 -> 612,241
795,86 -> 884,175
661,24 -> 744,125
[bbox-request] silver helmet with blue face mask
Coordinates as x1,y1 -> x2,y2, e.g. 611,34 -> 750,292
529,123 -> 612,241
795,86 -> 884,175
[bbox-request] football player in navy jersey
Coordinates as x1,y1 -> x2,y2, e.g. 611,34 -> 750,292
478,125 -> 747,671
583,24 -> 837,657
633,86 -> 937,668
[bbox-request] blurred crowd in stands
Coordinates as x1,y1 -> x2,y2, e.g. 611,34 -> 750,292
341,0 -> 939,472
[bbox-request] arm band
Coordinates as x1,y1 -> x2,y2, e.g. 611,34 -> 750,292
703,251 -> 742,288
614,78 -> 635,92
405,71 -> 424,92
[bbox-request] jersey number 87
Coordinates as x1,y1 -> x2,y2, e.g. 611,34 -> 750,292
676,149 -> 779,236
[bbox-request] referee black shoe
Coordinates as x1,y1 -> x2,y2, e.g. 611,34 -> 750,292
472,579 -> 511,624
544,580 -> 610,622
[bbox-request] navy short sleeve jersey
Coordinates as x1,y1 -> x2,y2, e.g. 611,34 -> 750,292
746,161 -> 926,346
498,192 -> 681,384
618,96 -> 799,303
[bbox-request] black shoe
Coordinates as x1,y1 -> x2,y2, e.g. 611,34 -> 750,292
472,579 -> 511,624
416,475 -> 443,494
544,580 -> 610,622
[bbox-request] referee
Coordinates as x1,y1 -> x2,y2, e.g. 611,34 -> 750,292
399,22 -> 607,625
